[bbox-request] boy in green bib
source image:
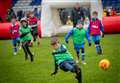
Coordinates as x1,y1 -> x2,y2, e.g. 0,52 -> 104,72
51,37 -> 82,83
65,21 -> 91,64
19,18 -> 34,62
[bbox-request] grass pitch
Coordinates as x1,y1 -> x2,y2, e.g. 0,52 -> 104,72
0,34 -> 120,83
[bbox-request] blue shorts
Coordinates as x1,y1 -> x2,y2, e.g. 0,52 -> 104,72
74,44 -> 84,52
92,35 -> 101,42
59,60 -> 76,72
12,37 -> 20,46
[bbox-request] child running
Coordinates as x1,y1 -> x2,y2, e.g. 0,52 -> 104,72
88,11 -> 104,55
19,18 -> 34,62
50,37 -> 82,83
9,17 -> 20,55
65,21 -> 91,64
28,11 -> 40,45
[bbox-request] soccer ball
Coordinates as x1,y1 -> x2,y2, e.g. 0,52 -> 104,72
99,59 -> 110,70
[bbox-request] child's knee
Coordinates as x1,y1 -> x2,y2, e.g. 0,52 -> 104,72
76,50 -> 80,55
94,41 -> 100,45
81,48 -> 85,53
60,65 -> 69,72
60,62 -> 75,72
13,43 -> 17,47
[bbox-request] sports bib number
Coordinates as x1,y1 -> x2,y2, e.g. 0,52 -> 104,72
92,25 -> 98,29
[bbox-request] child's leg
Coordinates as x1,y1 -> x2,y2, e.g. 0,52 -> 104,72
74,65 -> 82,83
94,41 -> 102,54
81,48 -> 86,64
74,45 -> 80,61
92,35 -> 102,54
16,37 -> 21,50
76,50 -> 80,60
59,61 -> 82,83
31,30 -> 35,42
59,61 -> 74,72
24,41 -> 34,62
12,39 -> 17,55
65,61 -> 82,83
32,29 -> 37,42
22,42 -> 28,60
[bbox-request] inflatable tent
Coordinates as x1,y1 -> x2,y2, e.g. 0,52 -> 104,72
41,0 -> 103,37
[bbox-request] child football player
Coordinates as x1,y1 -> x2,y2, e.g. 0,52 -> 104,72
50,37 -> 82,83
9,17 -> 20,55
88,11 -> 104,55
28,11 -> 40,45
65,21 -> 91,64
19,18 -> 34,62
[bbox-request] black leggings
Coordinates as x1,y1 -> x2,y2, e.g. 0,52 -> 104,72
76,48 -> 85,60
22,41 -> 34,62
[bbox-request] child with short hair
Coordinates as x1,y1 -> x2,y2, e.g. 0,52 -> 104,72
88,11 -> 104,55
50,37 -> 82,83
65,21 -> 91,64
9,17 -> 20,55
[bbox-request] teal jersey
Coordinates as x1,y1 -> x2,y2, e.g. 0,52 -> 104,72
65,27 -> 90,45
72,28 -> 86,44
52,44 -> 73,65
19,26 -> 33,42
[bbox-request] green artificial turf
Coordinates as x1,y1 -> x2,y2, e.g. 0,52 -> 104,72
0,34 -> 120,83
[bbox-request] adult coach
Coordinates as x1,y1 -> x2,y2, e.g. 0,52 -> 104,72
72,3 -> 85,27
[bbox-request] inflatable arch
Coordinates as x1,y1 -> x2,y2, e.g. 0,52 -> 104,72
41,0 -> 103,37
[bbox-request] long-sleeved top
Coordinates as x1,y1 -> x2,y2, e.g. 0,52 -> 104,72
9,23 -> 20,39
65,27 -> 91,45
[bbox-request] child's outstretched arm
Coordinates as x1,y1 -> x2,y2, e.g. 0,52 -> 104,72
65,29 -> 73,43
51,58 -> 58,76
86,31 -> 91,46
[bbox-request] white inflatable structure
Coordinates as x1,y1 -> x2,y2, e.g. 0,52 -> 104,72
41,0 -> 103,37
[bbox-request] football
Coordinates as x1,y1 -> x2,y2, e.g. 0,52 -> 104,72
99,59 -> 110,70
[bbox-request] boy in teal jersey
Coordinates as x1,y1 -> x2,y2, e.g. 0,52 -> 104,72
50,37 -> 82,83
19,18 -> 34,62
65,21 -> 91,64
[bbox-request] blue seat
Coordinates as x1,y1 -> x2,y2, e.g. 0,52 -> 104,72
12,0 -> 18,6
30,0 -> 42,6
